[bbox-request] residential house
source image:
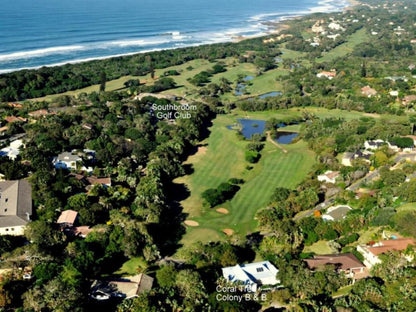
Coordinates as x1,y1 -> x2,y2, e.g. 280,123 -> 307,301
341,150 -> 371,166
410,39 -> 416,44
0,180 -> 32,236
355,189 -> 376,199
86,176 -> 111,191
4,116 -> 27,123
0,139 -> 24,160
82,123 -> 93,130
317,70 -> 336,80
28,109 -> 51,118
317,171 -> 340,184
0,126 -> 8,136
402,95 -> 416,106
328,22 -> 344,31
357,238 -> 415,268
90,274 -> 154,301
222,261 -> 280,292
322,205 -> 352,221
304,253 -> 368,282
7,103 -> 23,109
389,90 -> 399,96
361,86 -> 377,97
364,139 -> 385,150
53,152 -> 82,170
71,226 -> 93,238
385,76 -> 408,82
57,210 -> 78,228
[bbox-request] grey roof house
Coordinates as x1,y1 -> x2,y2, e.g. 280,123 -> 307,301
0,180 -> 32,235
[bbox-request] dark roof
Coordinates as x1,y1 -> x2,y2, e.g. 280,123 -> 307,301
304,253 -> 365,271
0,180 -> 32,228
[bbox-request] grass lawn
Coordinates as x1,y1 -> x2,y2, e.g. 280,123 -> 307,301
114,257 -> 148,276
332,285 -> 353,298
396,202 -> 416,212
317,28 -> 369,63
303,240 -> 337,255
175,112 -> 316,250
33,75 -> 140,101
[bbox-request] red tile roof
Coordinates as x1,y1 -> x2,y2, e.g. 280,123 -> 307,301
305,253 -> 365,271
57,210 -> 78,225
4,116 -> 27,123
368,238 -> 415,256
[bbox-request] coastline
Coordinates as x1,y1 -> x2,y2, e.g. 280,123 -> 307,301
0,0 -> 358,75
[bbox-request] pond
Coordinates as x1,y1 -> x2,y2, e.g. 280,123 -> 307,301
227,119 -> 266,139
258,91 -> 282,99
243,76 -> 254,81
235,83 -> 246,95
274,131 -> 299,144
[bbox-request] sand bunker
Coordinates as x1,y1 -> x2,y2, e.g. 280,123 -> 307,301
216,208 -> 229,214
196,146 -> 208,156
222,229 -> 234,236
184,220 -> 199,227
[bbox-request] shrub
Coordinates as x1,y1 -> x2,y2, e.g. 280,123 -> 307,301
245,150 -> 261,163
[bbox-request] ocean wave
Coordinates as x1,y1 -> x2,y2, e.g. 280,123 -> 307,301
249,0 -> 346,23
0,45 -> 85,62
0,0 -> 350,73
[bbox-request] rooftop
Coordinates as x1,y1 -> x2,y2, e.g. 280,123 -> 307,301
0,180 -> 32,228
305,253 -> 365,271
57,210 -> 78,225
91,274 -> 153,300
366,238 -> 415,256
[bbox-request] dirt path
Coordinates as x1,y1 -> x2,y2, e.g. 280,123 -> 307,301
266,131 -> 288,153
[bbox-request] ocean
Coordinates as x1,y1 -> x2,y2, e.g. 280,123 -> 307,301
0,0 -> 347,73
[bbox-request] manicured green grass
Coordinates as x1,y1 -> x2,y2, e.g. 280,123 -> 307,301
114,257 -> 148,275
397,202 -> 416,212
317,28 -> 369,63
33,75 -> 141,101
175,112 -> 316,249
245,69 -> 286,96
303,240 -> 337,255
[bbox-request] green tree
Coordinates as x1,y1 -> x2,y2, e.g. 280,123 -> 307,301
99,71 -> 106,92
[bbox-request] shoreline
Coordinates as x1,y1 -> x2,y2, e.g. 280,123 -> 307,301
0,0 -> 358,75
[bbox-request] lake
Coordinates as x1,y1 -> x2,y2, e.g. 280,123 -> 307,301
274,131 -> 299,144
229,119 -> 266,139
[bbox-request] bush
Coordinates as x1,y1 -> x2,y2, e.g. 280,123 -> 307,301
201,188 -> 222,208
163,69 -> 180,76
245,150 -> 261,163
338,233 -> 359,246
228,178 -> 244,185
202,182 -> 240,208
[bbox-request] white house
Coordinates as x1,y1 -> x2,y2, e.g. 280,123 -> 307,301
364,139 -> 385,150
322,205 -> 352,221
222,261 -> 279,292
317,71 -> 336,80
53,152 -> 82,170
0,180 -> 32,236
0,139 -> 24,160
317,171 -> 340,184
357,238 -> 415,268
53,150 -> 95,172
389,90 -> 399,96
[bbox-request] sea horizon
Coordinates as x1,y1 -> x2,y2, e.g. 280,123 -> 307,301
0,0 -> 348,74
